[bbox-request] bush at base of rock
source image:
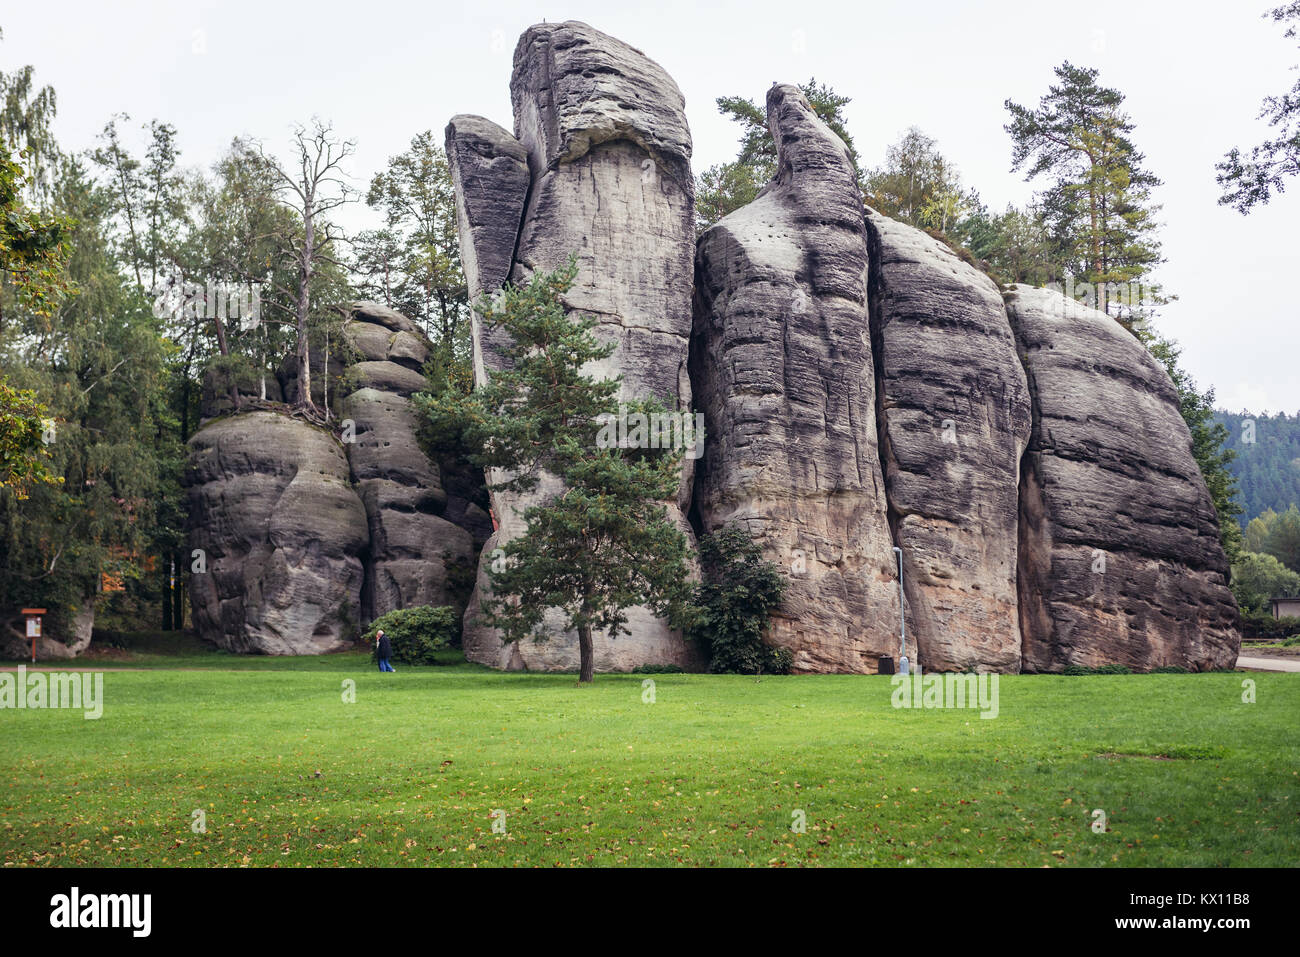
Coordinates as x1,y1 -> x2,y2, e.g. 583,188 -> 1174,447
690,525 -> 789,675
364,606 -> 460,665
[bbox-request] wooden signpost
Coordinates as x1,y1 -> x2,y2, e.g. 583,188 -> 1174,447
21,609 -> 45,663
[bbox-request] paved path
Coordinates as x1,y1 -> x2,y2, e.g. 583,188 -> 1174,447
1235,655 -> 1300,673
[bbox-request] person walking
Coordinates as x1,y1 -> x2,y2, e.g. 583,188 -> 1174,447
376,629 -> 396,673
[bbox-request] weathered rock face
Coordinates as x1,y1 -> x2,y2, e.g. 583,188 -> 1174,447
445,114 -> 530,384
691,85 -> 902,673
447,20 -> 701,672
186,411 -> 368,654
865,210 -> 1033,672
1007,285 -> 1239,671
434,24 -> 1239,673
339,302 -> 475,622
184,302 -> 486,653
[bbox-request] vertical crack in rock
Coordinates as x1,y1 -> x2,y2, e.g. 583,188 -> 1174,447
339,302 -> 478,624
1005,285 -> 1240,671
449,20 -> 701,673
865,210 -> 1032,672
691,84 -> 901,673
445,113 -> 531,383
864,214 -> 915,664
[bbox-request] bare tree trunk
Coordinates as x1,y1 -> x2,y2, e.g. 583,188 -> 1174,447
578,623 -> 595,684
173,550 -> 185,630
209,310 -> 241,411
296,213 -> 315,409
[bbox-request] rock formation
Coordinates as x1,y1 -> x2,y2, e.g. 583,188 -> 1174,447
186,411 -> 368,654
338,303 -> 477,623
447,20 -> 701,672
440,21 -> 1240,674
865,209 -> 1032,672
178,21 -> 1239,670
1007,286 -> 1240,671
184,304 -> 483,654
691,85 -> 902,672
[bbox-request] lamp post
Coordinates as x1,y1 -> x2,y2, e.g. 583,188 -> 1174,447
892,547 -> 908,676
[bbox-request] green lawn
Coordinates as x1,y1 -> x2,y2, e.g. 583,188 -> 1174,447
1,645 -> 1296,867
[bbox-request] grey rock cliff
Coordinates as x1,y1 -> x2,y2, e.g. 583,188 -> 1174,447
186,411 -> 368,653
184,301 -> 483,653
691,85 -> 902,673
447,20 -> 701,672
339,303 -> 476,623
866,210 -> 1032,672
1007,285 -> 1239,671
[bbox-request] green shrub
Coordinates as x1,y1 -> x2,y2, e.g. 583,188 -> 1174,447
1063,664 -> 1134,675
1240,609 -> 1300,640
631,663 -> 685,674
364,605 -> 460,665
768,646 -> 794,675
689,524 -> 788,675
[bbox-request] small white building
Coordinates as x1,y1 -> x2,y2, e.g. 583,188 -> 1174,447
1269,596 -> 1300,620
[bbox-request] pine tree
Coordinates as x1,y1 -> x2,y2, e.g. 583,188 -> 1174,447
419,258 -> 695,682
1005,62 -> 1163,294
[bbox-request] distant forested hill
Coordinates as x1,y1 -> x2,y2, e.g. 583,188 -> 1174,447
1214,411 -> 1300,525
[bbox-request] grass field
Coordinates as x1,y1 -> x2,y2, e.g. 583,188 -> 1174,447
2,638 -> 1296,867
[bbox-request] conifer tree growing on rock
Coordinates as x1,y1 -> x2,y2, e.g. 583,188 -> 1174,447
421,258 -> 695,682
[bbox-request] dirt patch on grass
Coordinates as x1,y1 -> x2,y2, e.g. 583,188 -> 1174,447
1097,752 -> 1175,761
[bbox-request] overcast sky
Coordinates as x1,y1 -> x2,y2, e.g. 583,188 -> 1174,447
3,0 -> 1296,413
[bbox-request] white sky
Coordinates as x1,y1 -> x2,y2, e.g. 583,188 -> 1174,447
3,0 -> 1296,413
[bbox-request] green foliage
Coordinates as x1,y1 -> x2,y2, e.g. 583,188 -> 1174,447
962,202 -> 1060,286
1005,61 -> 1163,291
1,140 -> 72,317
419,258 -> 695,681
690,524 -> 788,675
1231,550 -> 1300,615
1142,337 -> 1243,562
864,127 -> 977,235
1063,664 -> 1134,675
693,160 -> 765,235
695,79 -> 858,232
1,156 -> 172,637
1213,410 -> 1300,529
1217,2 -> 1300,212
363,605 -> 459,664
0,376 -> 59,497
1241,505 -> 1300,573
1240,610 -> 1300,640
